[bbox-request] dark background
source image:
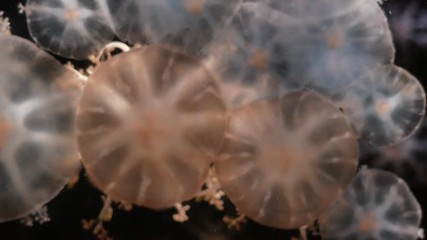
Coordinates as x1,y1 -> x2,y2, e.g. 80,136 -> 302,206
0,0 -> 427,239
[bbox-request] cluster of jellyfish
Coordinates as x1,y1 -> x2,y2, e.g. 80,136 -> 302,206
0,0 -> 425,239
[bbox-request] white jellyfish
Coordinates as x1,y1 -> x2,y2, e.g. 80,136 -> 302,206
333,64 -> 426,146
107,0 -> 242,55
76,45 -> 226,209
319,168 -> 422,240
0,35 -> 82,223
215,90 -> 359,229
281,0 -> 395,95
204,2 -> 302,110
25,0 -> 115,60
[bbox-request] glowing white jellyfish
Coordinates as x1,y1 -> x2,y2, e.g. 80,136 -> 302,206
333,64 -> 426,146
25,0 -> 115,60
0,35 -> 81,223
281,0 -> 395,94
107,0 -> 242,55
215,90 -> 359,229
319,168 -> 422,240
76,45 -> 226,209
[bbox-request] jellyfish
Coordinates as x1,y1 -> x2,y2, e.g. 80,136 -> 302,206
333,64 -> 426,146
203,2 -> 303,110
25,0 -> 115,60
0,35 -> 82,223
281,0 -> 395,95
318,168 -> 422,240
107,0 -> 242,55
76,45 -> 226,209
214,90 -> 359,229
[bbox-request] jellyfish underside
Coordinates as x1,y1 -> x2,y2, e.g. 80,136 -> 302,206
77,45 -> 226,209
215,90 -> 359,229
319,169 -> 422,240
25,0 -> 114,59
0,35 -> 81,222
334,65 -> 426,146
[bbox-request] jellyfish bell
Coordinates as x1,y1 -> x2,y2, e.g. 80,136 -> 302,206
214,90 -> 359,229
203,2 -> 302,110
76,45 -> 226,209
107,0 -> 242,56
281,0 -> 395,96
25,0 -> 115,60
333,64 -> 426,146
0,35 -> 82,223
319,168 -> 422,240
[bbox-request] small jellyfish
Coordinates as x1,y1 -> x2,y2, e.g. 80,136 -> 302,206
282,0 -> 395,95
333,64 -> 426,146
25,0 -> 115,60
76,45 -> 226,209
215,90 -> 359,229
107,0 -> 242,55
319,168 -> 422,240
0,35 -> 81,223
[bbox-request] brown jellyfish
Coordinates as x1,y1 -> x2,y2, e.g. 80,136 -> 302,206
0,35 -> 82,222
214,90 -> 359,229
76,45 -> 226,209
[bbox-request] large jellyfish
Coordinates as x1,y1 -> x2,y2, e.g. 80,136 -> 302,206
333,64 -> 426,146
25,0 -> 115,60
107,0 -> 242,55
76,45 -> 226,209
319,168 -> 422,240
215,90 -> 359,229
0,35 -> 82,222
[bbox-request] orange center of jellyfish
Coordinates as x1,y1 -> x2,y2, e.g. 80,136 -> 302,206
0,120 -> 12,148
358,213 -> 379,233
133,111 -> 171,148
65,8 -> 80,23
263,144 -> 298,174
375,100 -> 391,115
186,0 -> 204,15
248,51 -> 268,71
326,29 -> 344,49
